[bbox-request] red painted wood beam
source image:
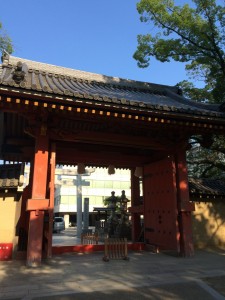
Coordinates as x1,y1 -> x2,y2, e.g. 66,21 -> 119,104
47,143 -> 56,258
26,131 -> 49,266
52,243 -> 145,255
175,150 -> 195,257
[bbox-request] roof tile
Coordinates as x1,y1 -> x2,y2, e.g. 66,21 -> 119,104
0,164 -> 24,189
0,54 -> 224,118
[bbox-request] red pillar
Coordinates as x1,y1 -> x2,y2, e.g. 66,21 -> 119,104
26,128 -> 49,266
130,169 -> 142,242
47,143 -> 56,258
175,150 -> 195,257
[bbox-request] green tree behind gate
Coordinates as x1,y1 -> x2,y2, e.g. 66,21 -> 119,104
134,0 -> 225,178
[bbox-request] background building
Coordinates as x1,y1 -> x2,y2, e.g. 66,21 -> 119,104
54,166 -> 131,227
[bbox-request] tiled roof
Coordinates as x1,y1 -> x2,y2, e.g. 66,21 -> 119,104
0,52 -> 223,118
189,178 -> 225,199
0,163 -> 24,189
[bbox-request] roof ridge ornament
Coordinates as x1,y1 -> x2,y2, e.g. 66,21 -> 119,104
1,50 -> 10,64
12,61 -> 27,84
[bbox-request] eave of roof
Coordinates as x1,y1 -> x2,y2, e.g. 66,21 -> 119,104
189,178 -> 225,199
0,163 -> 24,190
0,52 -> 224,119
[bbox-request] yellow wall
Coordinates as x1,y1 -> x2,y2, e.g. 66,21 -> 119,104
0,192 -> 22,255
192,201 -> 225,250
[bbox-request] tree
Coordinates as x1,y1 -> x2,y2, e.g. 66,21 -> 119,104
134,0 -> 225,104
134,0 -> 225,178
187,136 -> 225,179
0,22 -> 13,54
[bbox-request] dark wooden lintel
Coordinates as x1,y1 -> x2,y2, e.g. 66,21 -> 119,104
49,128 -> 168,151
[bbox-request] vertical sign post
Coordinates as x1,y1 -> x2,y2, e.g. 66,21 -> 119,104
83,197 -> 89,230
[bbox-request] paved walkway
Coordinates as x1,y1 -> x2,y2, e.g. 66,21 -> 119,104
0,249 -> 225,300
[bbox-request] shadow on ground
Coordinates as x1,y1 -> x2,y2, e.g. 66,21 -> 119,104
203,275 -> 225,297
33,282 -> 219,300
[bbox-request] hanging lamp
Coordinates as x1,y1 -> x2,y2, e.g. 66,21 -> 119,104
77,163 -> 86,174
134,166 -> 143,178
108,165 -> 115,175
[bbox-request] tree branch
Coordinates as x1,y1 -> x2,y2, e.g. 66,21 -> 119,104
150,10 -> 215,55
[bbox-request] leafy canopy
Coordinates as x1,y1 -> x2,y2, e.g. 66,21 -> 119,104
134,0 -> 225,103
0,22 -> 13,55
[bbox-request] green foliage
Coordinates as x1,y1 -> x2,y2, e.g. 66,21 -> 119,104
187,135 -> 225,179
0,22 -> 13,55
134,0 -> 225,103
103,195 -> 120,206
176,80 -> 214,103
135,1 -> 225,178
103,194 -> 121,212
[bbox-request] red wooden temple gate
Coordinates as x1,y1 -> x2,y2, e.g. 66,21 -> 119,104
1,52 -> 225,266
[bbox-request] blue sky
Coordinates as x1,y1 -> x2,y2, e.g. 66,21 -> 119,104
0,0 -> 190,87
